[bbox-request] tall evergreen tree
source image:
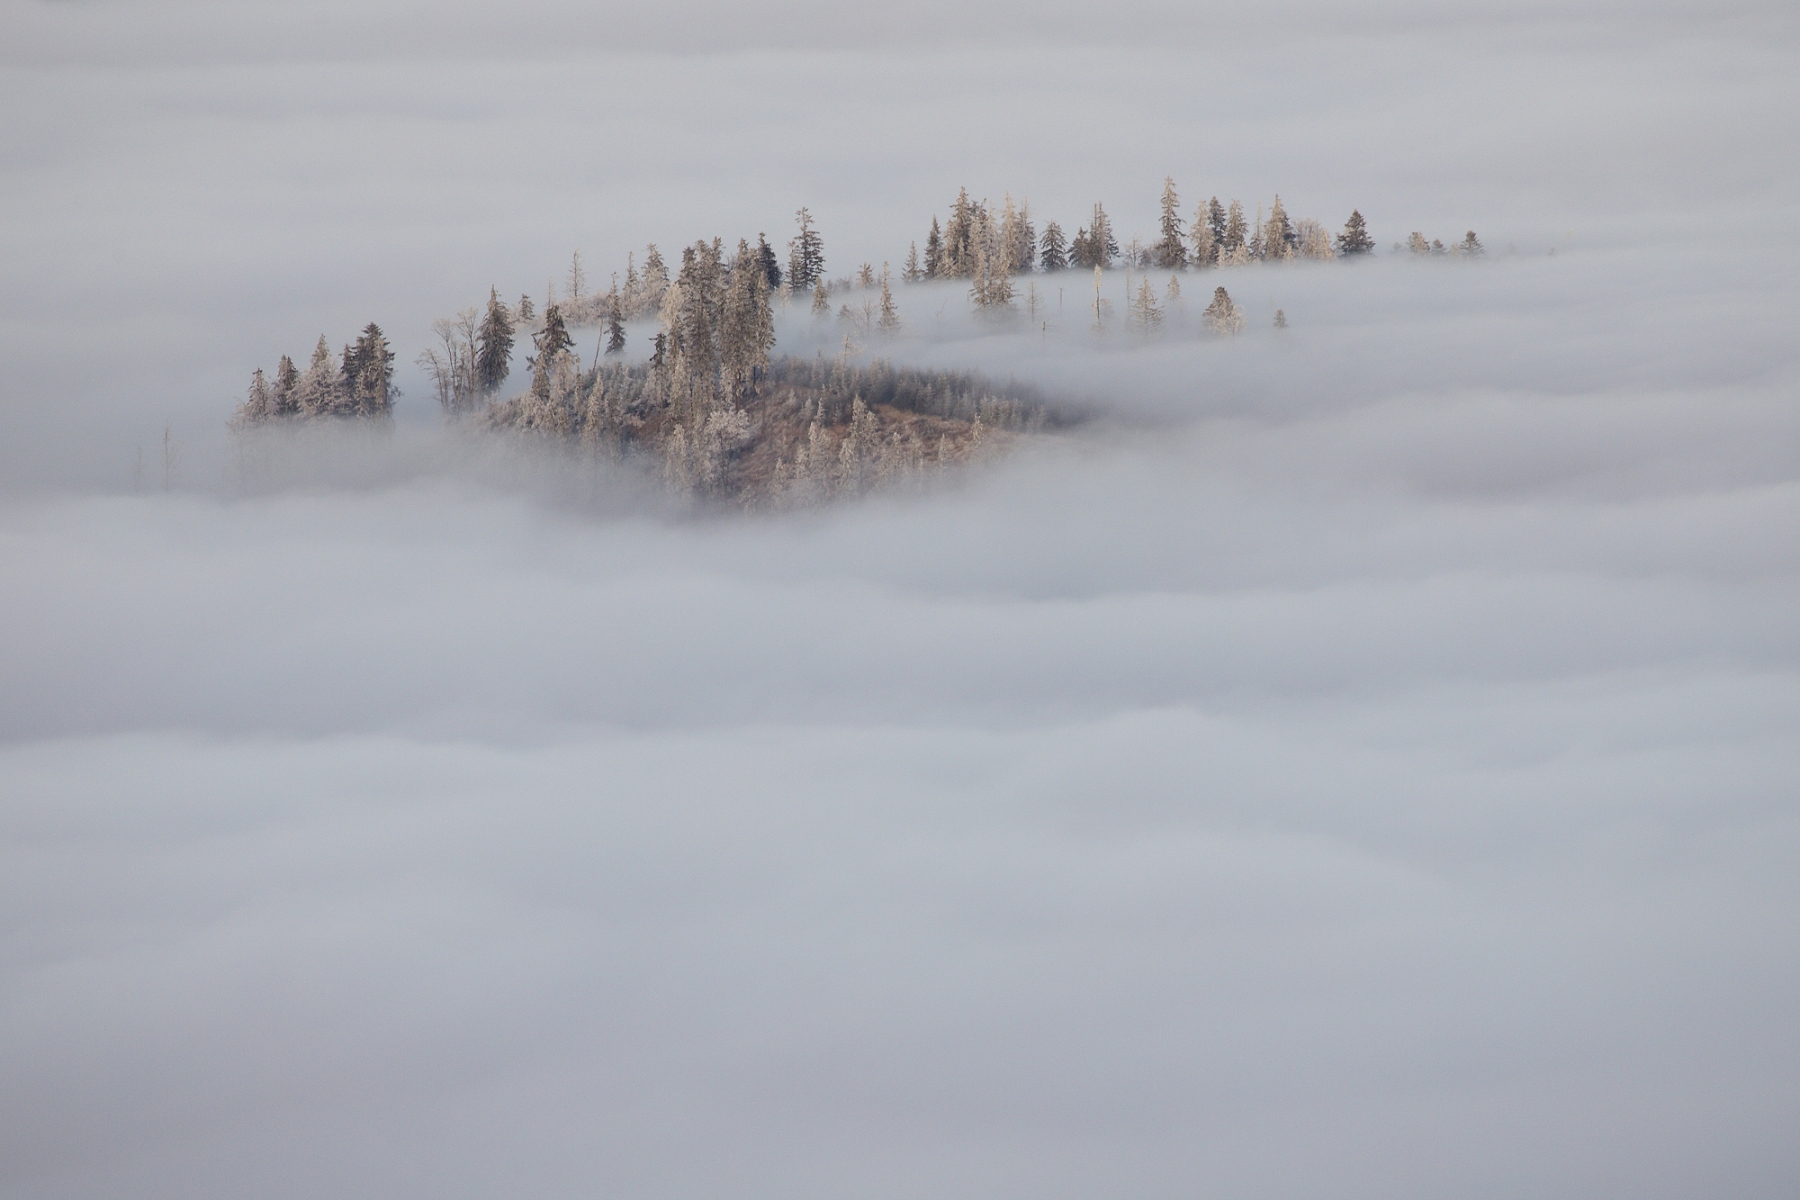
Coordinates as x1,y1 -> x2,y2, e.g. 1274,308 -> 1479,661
1155,177 -> 1188,269
878,263 -> 901,333
1263,195 -> 1296,261
721,239 -> 776,400
1207,197 -> 1227,250
1068,225 -> 1094,270
1039,222 -> 1067,272
1222,201 -> 1248,261
924,217 -> 943,278
344,323 -> 396,416
295,336 -> 342,418
941,189 -> 980,278
1088,202 -> 1118,268
756,233 -> 783,290
1129,276 -> 1164,339
273,355 -> 299,417
904,241 -> 921,282
1336,210 -> 1375,255
604,290 -> 627,355
566,251 -> 586,303
1203,286 -> 1244,334
788,207 -> 825,291
476,287 -> 514,394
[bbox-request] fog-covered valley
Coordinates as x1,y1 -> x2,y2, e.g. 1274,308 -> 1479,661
2,2 -> 1797,1197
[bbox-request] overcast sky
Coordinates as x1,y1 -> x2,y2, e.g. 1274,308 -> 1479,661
2,2 -> 1798,1198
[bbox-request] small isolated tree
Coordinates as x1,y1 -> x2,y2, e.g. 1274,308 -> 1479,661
1274,308 -> 1288,329
1129,276 -> 1164,339
811,279 -> 832,318
1337,210 -> 1375,255
857,262 -> 875,289
1155,177 -> 1188,269
516,293 -> 535,323
878,263 -> 901,334
1166,274 -> 1181,303
1039,221 -> 1067,272
1203,287 -> 1244,335
1457,230 -> 1485,257
476,287 -> 515,394
904,241 -> 921,282
788,207 -> 825,291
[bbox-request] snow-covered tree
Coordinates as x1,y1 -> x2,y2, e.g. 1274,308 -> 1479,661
924,217 -> 943,278
1129,276 -> 1164,339
1262,196 -> 1296,261
1457,230 -> 1485,257
1202,286 -> 1244,334
721,239 -> 776,400
1039,221 -> 1068,272
788,208 -> 825,291
1155,177 -> 1188,269
878,263 -> 901,333
1221,201 -> 1249,264
1336,210 -> 1375,256
476,288 -> 514,394
605,291 -> 627,355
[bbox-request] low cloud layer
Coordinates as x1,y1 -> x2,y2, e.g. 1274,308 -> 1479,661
2,4 -> 1798,1198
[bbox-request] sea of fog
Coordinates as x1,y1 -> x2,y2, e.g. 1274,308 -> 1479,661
3,4 -> 1798,1198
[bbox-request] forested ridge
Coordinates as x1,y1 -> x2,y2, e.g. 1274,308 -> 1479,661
234,180 -> 1486,505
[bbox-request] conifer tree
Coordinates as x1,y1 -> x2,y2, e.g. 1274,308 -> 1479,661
811,278 -> 832,317
1203,286 -> 1245,334
516,293 -> 535,322
1068,225 -> 1094,270
1274,308 -> 1288,328
1407,231 -> 1431,255
233,368 -> 273,427
534,304 -> 574,365
273,355 -> 299,417
878,263 -> 901,333
1336,210 -> 1374,255
1155,177 -> 1188,269
1207,197 -> 1227,251
925,217 -> 944,278
1129,276 -> 1164,339
344,323 -> 395,416
1088,202 -> 1118,268
1011,199 -> 1036,275
1190,209 -> 1218,267
1222,201 -> 1247,261
788,207 -> 825,291
857,262 -> 875,289
942,189 -> 976,277
638,244 -> 670,315
721,239 -> 776,400
904,241 -> 921,282
1263,196 -> 1296,261
566,252 -> 586,304
1039,222 -> 1068,272
476,287 -> 515,394
1457,230 -> 1484,257
604,291 -> 627,355
754,233 -> 782,291
295,336 -> 342,417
